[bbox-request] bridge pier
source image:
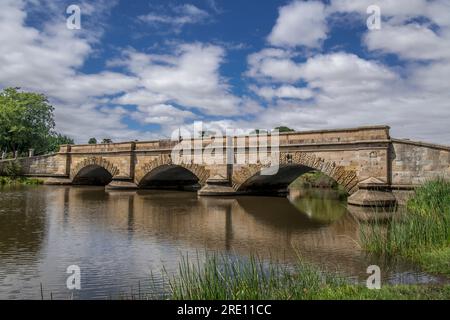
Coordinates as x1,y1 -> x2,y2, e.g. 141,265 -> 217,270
105,178 -> 138,190
347,177 -> 397,207
198,176 -> 237,196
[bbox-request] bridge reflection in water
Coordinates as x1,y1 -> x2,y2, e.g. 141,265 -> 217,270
0,185 -> 437,299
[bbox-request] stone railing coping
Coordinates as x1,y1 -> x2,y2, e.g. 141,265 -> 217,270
0,153 -> 56,162
58,125 -> 392,151
391,138 -> 450,151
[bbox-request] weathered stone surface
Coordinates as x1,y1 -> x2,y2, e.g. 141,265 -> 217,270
348,178 -> 397,207
391,139 -> 450,185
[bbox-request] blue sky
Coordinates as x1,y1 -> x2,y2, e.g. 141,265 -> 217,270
1,0 -> 450,143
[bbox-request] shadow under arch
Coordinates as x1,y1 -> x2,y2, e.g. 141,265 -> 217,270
235,164 -> 314,195
135,154 -> 209,190
138,164 -> 203,190
232,152 -> 359,196
71,165 -> 114,186
70,157 -> 119,186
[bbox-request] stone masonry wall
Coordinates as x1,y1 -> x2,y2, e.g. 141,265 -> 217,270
0,154 -> 67,176
391,140 -> 450,185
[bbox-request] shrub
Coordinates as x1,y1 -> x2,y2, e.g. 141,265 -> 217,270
3,161 -> 22,178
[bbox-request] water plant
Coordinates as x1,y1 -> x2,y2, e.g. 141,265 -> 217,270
360,178 -> 450,274
156,253 -> 450,300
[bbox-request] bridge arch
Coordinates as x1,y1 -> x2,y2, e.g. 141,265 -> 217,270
71,157 -> 120,186
135,154 -> 210,189
232,152 -> 359,195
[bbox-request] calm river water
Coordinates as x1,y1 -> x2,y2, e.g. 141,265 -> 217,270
0,185 -> 442,299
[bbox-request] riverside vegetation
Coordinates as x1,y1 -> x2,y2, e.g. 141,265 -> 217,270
154,254 -> 450,300
0,161 -> 42,186
361,178 -> 450,275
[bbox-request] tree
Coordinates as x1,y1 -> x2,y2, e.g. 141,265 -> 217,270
101,138 -> 113,144
0,88 -> 55,155
274,126 -> 295,133
47,133 -> 74,153
88,137 -> 97,144
0,88 -> 72,156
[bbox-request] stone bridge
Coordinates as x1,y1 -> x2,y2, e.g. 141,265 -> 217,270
1,125 -> 449,206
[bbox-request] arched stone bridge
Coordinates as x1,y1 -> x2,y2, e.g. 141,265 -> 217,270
2,125 -> 450,206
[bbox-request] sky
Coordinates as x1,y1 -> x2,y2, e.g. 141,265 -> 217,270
1,0 -> 450,144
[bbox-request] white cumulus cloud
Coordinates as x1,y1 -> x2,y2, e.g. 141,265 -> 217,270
268,0 -> 327,48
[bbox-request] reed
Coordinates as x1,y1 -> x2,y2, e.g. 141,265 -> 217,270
162,253 -> 345,300
360,178 -> 450,273
157,253 -> 450,300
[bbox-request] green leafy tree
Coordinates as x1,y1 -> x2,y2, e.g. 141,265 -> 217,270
47,133 -> 74,153
0,88 -> 72,156
274,126 -> 295,133
101,138 -> 113,144
88,137 -> 97,144
0,88 -> 55,155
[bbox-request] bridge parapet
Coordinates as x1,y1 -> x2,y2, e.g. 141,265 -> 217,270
69,142 -> 136,154
280,125 -> 390,145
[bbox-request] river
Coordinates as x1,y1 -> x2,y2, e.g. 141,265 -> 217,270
0,185 -> 442,299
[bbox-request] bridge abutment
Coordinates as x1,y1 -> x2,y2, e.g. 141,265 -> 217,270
198,176 -> 236,196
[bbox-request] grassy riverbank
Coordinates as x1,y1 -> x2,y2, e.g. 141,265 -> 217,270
361,178 -> 450,275
160,254 -> 450,300
0,176 -> 43,186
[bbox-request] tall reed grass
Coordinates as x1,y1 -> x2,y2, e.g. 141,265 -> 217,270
360,178 -> 450,258
164,254 -> 345,300
155,252 -> 450,300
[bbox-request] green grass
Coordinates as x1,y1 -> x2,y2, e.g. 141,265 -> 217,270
406,178 -> 450,217
415,247 -> 450,275
159,254 -> 450,300
313,284 -> 450,300
0,176 -> 43,186
360,178 -> 450,275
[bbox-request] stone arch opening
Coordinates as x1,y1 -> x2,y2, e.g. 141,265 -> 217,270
135,155 -> 210,190
234,165 -> 315,195
72,165 -> 114,186
138,164 -> 202,190
70,157 -> 119,186
232,152 -> 358,195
